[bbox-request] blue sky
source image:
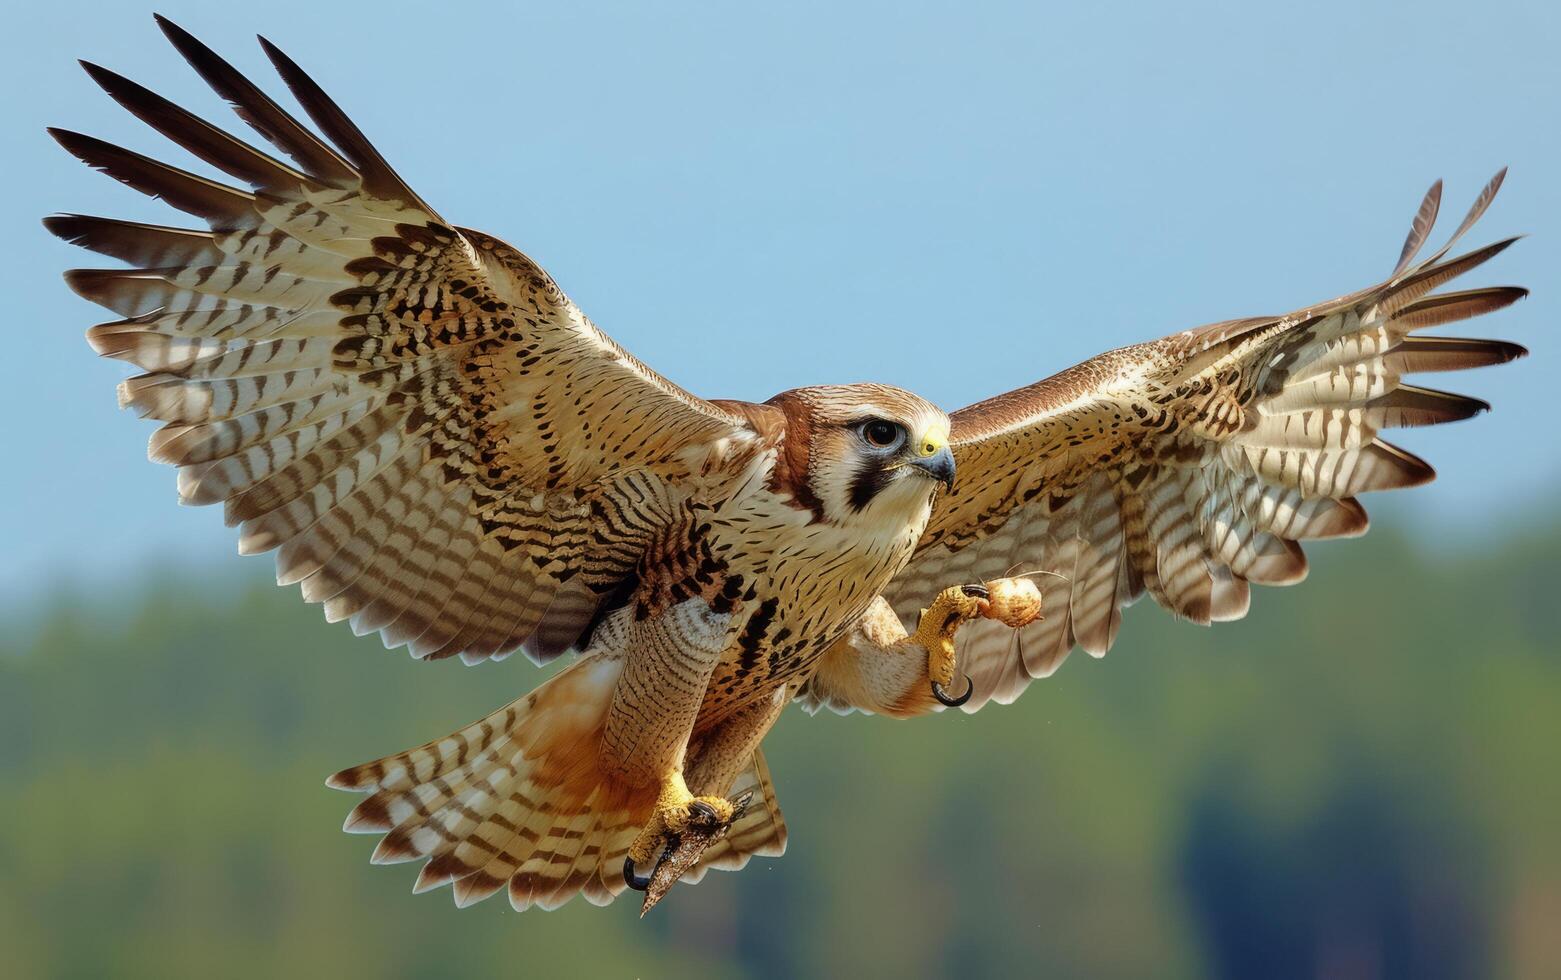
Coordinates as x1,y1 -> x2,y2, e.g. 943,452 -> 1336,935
4,0 -> 1555,598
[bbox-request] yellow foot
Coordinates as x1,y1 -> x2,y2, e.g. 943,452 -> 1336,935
915,585 -> 987,704
624,777 -> 739,891
624,789 -> 753,915
916,578 -> 1045,707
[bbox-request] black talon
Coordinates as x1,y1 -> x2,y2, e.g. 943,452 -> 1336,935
960,584 -> 990,600
932,673 -> 974,707
625,795 -> 744,893
623,855 -> 652,891
623,831 -> 680,892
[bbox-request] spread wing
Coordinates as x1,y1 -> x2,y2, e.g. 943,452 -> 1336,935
48,17 -> 752,664
884,175 -> 1526,710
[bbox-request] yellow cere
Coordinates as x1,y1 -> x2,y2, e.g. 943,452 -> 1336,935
917,424 -> 949,457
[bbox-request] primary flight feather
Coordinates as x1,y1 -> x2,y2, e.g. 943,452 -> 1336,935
49,16 -> 1528,913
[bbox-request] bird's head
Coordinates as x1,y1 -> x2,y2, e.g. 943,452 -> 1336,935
766,383 -> 954,525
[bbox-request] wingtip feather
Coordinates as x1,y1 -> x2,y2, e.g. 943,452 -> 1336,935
1392,178 -> 1443,277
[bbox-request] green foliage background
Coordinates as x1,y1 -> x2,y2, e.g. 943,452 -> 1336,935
3,520 -> 1557,978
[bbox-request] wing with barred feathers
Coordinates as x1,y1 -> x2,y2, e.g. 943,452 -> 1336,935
882,174 -> 1527,711
48,17 -> 753,664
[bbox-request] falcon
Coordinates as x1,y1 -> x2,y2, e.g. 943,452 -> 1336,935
49,16 -> 1528,914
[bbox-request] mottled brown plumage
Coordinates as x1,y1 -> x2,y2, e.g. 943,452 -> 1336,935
869,173 -> 1525,710
52,17 -> 1527,913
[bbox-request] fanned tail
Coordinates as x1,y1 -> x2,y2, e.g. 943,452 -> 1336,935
328,655 -> 787,911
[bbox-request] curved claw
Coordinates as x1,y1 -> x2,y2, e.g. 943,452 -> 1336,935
932,673 -> 974,707
960,583 -> 990,600
623,828 -> 686,891
622,855 -> 653,891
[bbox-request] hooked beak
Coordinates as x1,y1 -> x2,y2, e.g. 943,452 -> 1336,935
909,444 -> 956,490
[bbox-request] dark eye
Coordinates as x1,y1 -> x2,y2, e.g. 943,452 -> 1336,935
860,419 -> 904,449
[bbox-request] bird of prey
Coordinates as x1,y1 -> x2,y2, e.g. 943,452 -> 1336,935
49,16 -> 1528,915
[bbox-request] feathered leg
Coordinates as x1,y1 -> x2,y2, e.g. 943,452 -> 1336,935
593,597 -> 744,892
624,687 -> 791,913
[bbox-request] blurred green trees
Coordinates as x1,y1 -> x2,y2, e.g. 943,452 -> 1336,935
2,520 -> 1557,979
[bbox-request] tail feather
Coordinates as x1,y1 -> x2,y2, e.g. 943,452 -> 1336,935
328,655 -> 789,911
